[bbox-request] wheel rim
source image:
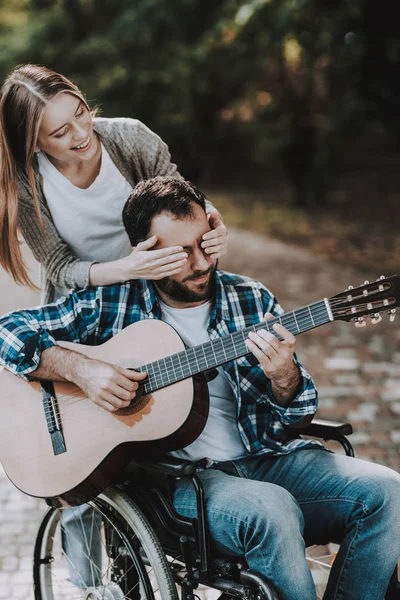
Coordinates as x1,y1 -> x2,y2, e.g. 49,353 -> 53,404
34,501 -> 164,600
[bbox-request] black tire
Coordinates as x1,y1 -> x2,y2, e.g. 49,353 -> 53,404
33,487 -> 179,600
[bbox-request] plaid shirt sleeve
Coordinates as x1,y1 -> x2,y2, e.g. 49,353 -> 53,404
0,288 -> 100,380
257,285 -> 318,425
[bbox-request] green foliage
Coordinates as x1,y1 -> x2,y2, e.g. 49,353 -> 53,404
1,0 -> 400,208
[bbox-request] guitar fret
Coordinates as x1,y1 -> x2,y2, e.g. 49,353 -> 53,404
210,339 -> 218,365
202,345 -> 209,369
296,307 -> 313,331
181,351 -> 191,378
147,361 -> 156,387
191,348 -> 201,373
213,339 -> 226,363
231,335 -> 241,357
313,301 -> 329,325
165,355 -> 176,384
224,335 -> 237,361
194,346 -> 208,373
147,363 -> 156,387
154,359 -> 165,387
159,357 -> 167,384
176,352 -> 185,380
227,330 -> 246,357
156,358 -> 166,385
280,313 -> 295,336
143,299 -> 332,394
220,339 -> 228,362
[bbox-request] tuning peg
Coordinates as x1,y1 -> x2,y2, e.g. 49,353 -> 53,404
346,285 -> 354,301
370,313 -> 382,325
355,317 -> 366,328
388,309 -> 397,323
361,281 -> 370,297
377,275 -> 385,281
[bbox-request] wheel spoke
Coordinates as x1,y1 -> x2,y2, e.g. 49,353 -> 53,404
33,489 -> 178,599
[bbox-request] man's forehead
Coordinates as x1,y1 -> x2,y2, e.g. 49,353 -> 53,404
150,209 -> 209,248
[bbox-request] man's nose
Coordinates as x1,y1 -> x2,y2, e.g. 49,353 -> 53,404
192,248 -> 210,271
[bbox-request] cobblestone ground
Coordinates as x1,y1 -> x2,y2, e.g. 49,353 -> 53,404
0,232 -> 398,598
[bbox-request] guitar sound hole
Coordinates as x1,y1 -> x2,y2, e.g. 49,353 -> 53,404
114,389 -> 151,417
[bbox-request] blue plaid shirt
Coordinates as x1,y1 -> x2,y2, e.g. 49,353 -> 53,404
0,271 -> 323,456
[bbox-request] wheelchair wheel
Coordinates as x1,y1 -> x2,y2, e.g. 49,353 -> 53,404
33,487 -> 179,600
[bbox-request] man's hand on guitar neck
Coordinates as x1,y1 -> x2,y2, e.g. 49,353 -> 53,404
31,346 -> 147,413
245,312 -> 300,408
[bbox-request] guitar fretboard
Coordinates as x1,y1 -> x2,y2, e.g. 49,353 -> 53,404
138,299 -> 331,394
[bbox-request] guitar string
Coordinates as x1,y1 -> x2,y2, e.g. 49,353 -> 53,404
40,295 -> 394,435
44,297 -> 384,410
133,297 -> 387,393
52,300 -> 370,410
33,290 -> 396,432
51,301 -> 331,409
141,308 -> 331,393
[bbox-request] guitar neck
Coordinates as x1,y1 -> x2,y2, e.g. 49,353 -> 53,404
139,299 -> 332,394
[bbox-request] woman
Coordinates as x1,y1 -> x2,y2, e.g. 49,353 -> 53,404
0,64 -> 229,590
0,64 -> 228,303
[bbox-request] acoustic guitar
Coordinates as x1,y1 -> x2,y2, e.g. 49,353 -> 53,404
0,276 -> 398,506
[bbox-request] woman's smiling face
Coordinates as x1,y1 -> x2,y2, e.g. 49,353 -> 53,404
35,92 -> 98,165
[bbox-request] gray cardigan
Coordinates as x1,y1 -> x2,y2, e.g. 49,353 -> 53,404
17,118 -> 183,303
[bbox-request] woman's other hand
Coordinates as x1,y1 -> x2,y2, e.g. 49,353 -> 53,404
201,210 -> 229,259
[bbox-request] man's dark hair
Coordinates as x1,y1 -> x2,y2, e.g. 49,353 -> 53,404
122,176 -> 207,246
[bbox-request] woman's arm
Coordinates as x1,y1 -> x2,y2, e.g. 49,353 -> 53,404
17,123 -> 228,292
18,174 -> 190,290
18,175 -> 94,290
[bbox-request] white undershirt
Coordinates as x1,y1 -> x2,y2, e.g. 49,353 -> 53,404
37,143 -> 133,267
159,299 -> 248,462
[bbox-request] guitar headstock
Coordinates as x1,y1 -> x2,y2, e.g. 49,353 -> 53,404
328,275 -> 400,326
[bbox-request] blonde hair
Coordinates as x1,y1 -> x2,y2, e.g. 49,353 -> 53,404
0,64 -> 90,287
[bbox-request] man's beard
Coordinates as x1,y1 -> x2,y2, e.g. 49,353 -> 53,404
155,262 -> 217,305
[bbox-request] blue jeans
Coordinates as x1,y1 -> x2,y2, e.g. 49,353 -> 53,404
172,449 -> 400,600
61,505 -> 102,588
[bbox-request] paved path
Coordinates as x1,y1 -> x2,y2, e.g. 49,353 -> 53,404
0,232 -> 398,598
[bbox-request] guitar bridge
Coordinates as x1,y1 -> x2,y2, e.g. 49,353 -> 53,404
40,381 -> 66,456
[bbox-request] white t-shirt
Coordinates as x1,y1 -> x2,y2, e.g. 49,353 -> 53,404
159,299 -> 248,462
37,143 -> 133,274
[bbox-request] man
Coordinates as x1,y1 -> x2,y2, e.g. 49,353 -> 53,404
0,177 -> 399,600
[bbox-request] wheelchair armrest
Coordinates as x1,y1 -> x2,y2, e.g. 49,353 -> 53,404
297,418 -> 353,440
139,456 -> 197,478
134,421 -> 352,477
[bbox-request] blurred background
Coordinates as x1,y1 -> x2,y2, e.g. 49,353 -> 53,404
2,0 -> 400,270
0,1 -> 399,596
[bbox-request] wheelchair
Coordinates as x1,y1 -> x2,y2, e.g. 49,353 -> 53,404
32,419 -> 400,600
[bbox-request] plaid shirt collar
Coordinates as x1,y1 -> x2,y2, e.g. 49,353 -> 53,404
137,270 -> 231,323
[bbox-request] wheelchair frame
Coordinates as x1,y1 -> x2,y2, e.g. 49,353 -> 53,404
33,418 -> 400,600
122,419 -> 355,600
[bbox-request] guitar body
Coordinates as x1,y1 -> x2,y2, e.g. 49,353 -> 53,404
1,274 -> 399,505
0,320 -> 209,505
